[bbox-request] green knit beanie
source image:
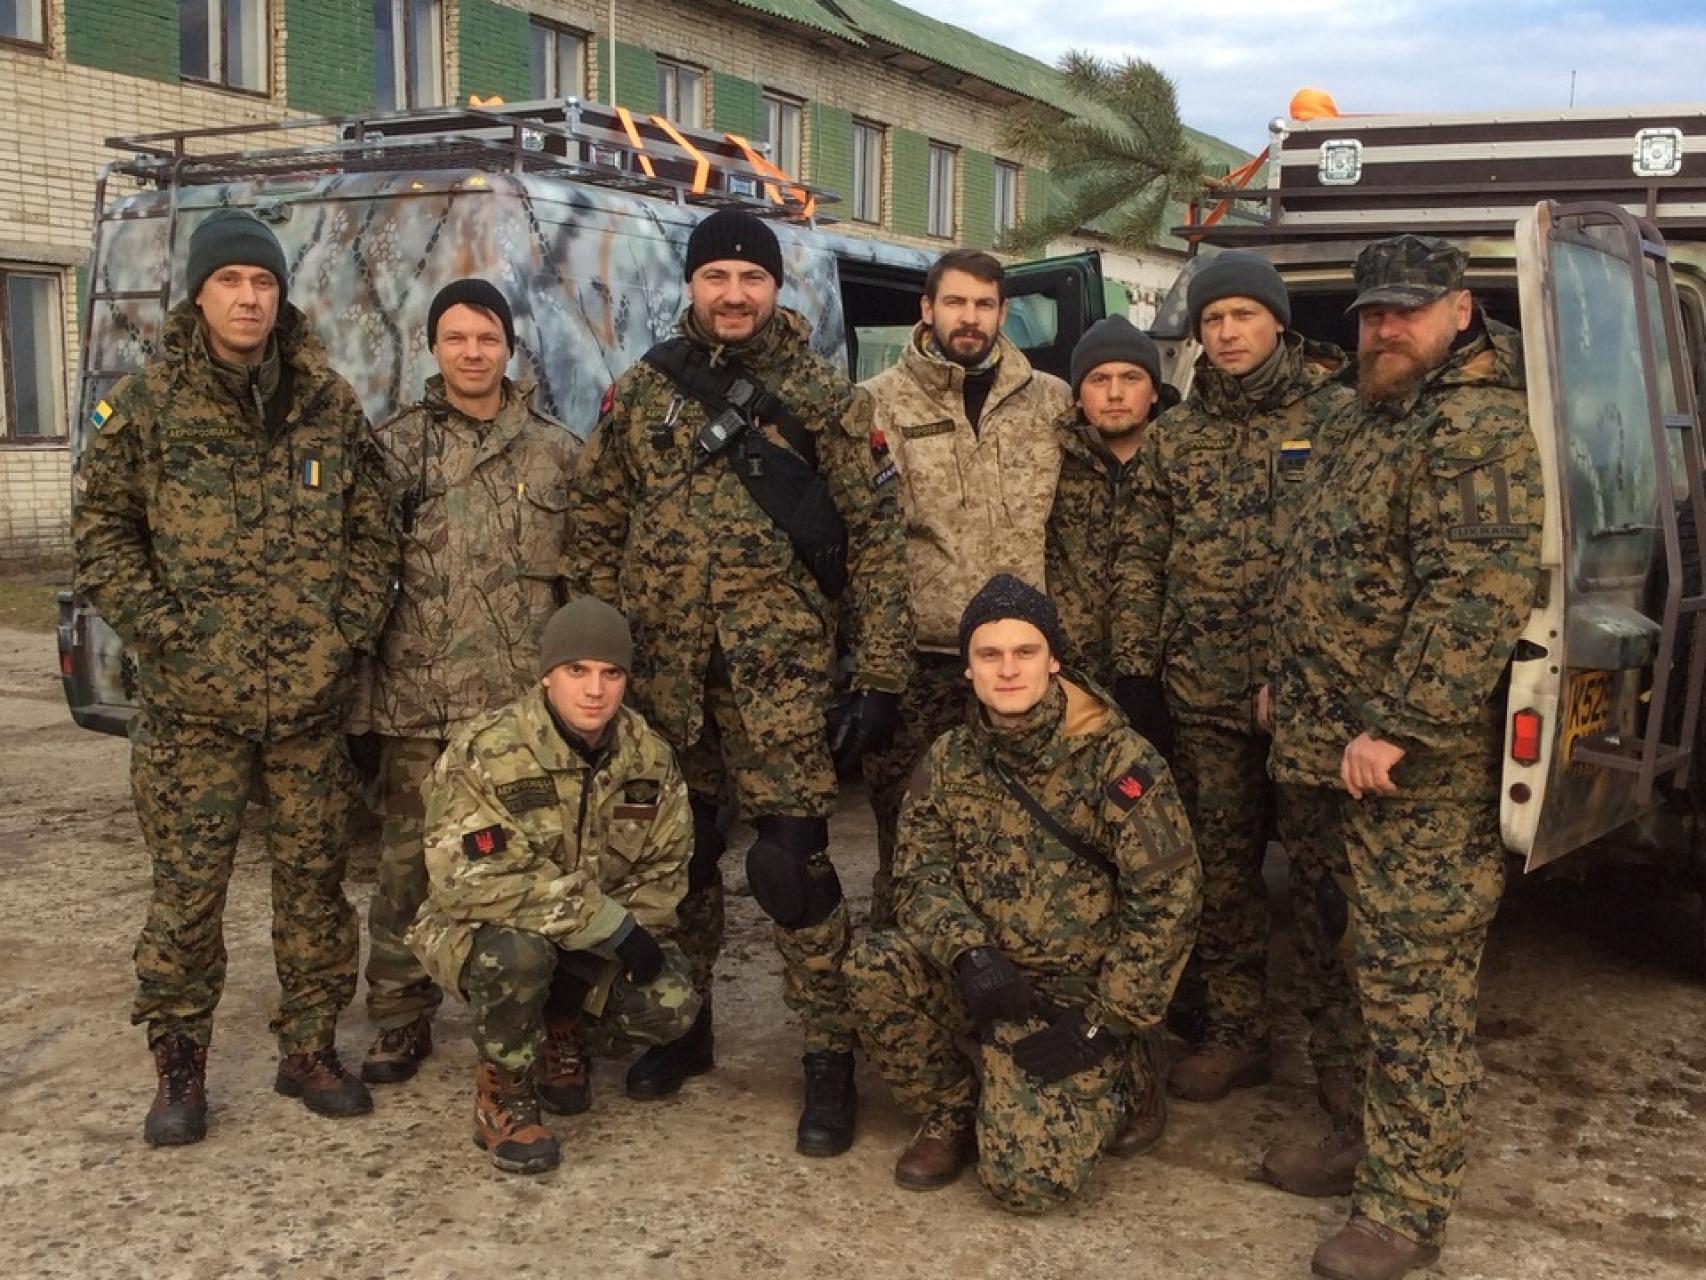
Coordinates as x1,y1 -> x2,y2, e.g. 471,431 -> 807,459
538,597 -> 634,677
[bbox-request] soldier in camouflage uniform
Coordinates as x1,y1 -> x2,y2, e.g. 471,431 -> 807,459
1111,253 -> 1353,1103
408,597 -> 699,1175
73,210 -> 397,1145
847,576 -> 1202,1211
563,210 -> 913,1156
1262,236 -> 1539,1280
353,279 -> 580,1086
859,249 -> 1072,925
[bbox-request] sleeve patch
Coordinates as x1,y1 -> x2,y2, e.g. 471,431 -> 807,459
91,399 -> 115,429
599,384 -> 615,418
1105,766 -> 1153,813
462,824 -> 509,859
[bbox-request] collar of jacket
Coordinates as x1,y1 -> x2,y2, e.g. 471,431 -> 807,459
420,374 -> 541,463
897,323 -> 1035,416
1058,405 -> 1139,474
677,303 -> 811,378
1365,308 -> 1522,421
160,297 -> 336,404
518,688 -> 642,774
1191,329 -> 1347,417
969,674 -> 1117,776
195,324 -> 281,409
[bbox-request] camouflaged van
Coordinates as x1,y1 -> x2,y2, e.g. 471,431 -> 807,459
56,97 -> 1107,737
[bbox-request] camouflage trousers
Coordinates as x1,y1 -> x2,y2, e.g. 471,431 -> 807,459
462,925 -> 702,1075
1275,784 -> 1364,1083
860,653 -> 970,926
1170,718 -> 1275,1049
846,931 -> 1120,1214
129,712 -> 358,1054
1288,784 -> 1506,1243
670,655 -> 855,1054
363,736 -> 448,1030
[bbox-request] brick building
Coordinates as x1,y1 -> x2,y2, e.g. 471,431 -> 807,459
0,0 -> 1242,560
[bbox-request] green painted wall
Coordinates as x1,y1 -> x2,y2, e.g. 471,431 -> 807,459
1025,166 -> 1053,224
712,72 -> 763,141
285,0 -> 375,114
65,0 -> 176,83
891,128 -> 929,239
960,149 -> 995,249
459,0 -> 532,104
597,41 -> 658,113
809,103 -> 853,204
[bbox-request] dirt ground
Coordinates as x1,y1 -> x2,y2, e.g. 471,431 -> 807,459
2,622 -> 1704,1280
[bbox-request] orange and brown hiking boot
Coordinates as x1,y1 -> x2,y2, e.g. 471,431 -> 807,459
275,1046 -> 374,1118
144,1034 -> 208,1147
474,1061 -> 560,1175
538,1012 -> 591,1116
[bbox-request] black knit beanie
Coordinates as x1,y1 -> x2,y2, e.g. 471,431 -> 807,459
1069,315 -> 1163,395
683,209 -> 785,287
538,596 -> 634,678
957,574 -> 1065,662
428,278 -> 516,351
186,209 -> 289,305
1186,250 -> 1290,333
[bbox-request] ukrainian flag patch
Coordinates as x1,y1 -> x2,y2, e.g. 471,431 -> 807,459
301,455 -> 322,489
91,400 -> 114,429
1278,439 -> 1312,481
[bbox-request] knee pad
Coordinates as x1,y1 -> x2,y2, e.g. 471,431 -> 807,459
687,797 -> 728,892
746,815 -> 838,929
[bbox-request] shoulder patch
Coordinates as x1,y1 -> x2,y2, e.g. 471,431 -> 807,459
600,383 -> 615,418
91,399 -> 115,429
1105,766 -> 1153,814
462,824 -> 509,858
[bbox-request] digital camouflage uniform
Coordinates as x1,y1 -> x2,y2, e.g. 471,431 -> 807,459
563,306 -> 912,1053
1269,314 -> 1539,1244
859,328 -> 1071,922
408,693 -> 698,1073
1113,330 -> 1352,1051
355,375 -> 579,1032
73,300 -> 396,1054
846,677 -> 1203,1212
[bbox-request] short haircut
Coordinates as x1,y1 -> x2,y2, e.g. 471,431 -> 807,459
925,249 -> 1006,302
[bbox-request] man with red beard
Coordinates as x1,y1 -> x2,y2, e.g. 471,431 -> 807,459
1261,235 -> 1540,1280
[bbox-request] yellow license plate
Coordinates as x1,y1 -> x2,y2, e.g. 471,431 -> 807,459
1561,670 -> 1612,765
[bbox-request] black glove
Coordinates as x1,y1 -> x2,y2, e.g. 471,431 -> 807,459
1112,675 -> 1175,761
828,688 -> 900,772
345,732 -> 383,780
613,920 -> 665,985
953,946 -> 1037,1033
1011,1009 -> 1122,1083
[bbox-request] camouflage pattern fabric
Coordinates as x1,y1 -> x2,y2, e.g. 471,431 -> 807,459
860,327 -> 1070,652
846,930 -> 1120,1214
75,300 -> 397,740
364,735 -> 448,1030
1275,783 -> 1364,1083
1045,411 -> 1144,688
859,653 -> 971,927
129,712 -> 358,1053
463,926 -> 700,1074
407,693 -> 691,999
354,376 -> 578,738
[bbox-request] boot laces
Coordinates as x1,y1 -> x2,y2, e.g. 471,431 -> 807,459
377,1024 -> 420,1054
803,1053 -> 848,1096
918,1111 -> 970,1143
547,1024 -> 587,1074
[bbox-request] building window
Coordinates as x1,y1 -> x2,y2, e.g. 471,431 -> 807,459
529,20 -> 586,99
374,0 -> 443,110
994,161 -> 1020,237
179,0 -> 268,93
763,93 -> 802,176
0,0 -> 46,46
927,142 -> 956,239
851,120 -> 883,224
0,270 -> 67,441
656,59 -> 704,128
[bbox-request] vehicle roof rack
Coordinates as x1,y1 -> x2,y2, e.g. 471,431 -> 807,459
103,97 -> 835,222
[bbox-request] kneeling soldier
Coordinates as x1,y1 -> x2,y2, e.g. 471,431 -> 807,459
846,576 -> 1202,1212
408,598 -> 700,1174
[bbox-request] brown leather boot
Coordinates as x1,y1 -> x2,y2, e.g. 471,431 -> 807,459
894,1110 -> 976,1190
473,1061 -> 560,1175
1167,1042 -> 1271,1102
360,1017 -> 433,1085
144,1034 -> 208,1147
1317,1065 -> 1359,1127
1311,1215 -> 1439,1280
275,1046 -> 374,1118
539,1012 -> 591,1116
1261,1123 -> 1366,1197
1107,1030 -> 1167,1157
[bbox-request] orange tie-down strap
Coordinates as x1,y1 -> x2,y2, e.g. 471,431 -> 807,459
724,133 -> 816,221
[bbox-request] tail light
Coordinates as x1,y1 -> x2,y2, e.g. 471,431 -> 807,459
1510,708 -> 1543,765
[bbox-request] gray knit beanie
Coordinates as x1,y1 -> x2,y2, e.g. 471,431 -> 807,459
1069,315 -> 1162,396
186,209 -> 289,304
1186,251 -> 1289,334
538,597 -> 634,677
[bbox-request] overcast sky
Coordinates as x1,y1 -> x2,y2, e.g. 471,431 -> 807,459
902,0 -> 1706,154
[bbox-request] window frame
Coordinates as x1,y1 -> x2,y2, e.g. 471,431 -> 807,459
528,17 -> 587,100
0,0 -> 48,52
762,91 -> 804,178
656,57 -> 705,128
374,0 -> 444,111
0,267 -> 69,445
994,160 -> 1020,237
179,0 -> 272,98
851,118 -> 885,225
927,141 -> 957,240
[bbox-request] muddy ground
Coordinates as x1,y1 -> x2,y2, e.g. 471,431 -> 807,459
2,623 -> 1704,1279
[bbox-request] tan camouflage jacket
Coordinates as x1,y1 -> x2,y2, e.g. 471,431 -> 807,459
1112,331 -> 1351,730
408,691 -> 691,995
74,301 -> 396,737
1045,411 -> 1144,688
564,307 -> 913,751
1269,318 -> 1540,797
861,327 -> 1070,652
894,676 -> 1203,1036
357,376 -> 579,738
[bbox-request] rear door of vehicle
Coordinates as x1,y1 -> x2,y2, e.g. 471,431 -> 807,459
1002,251 -> 1107,381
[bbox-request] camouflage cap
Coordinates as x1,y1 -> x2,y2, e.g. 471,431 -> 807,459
1347,234 -> 1467,312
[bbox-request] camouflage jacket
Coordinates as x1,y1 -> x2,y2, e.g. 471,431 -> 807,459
1269,318 -> 1540,797
1045,411 -> 1144,688
357,376 -> 579,738
73,301 -> 396,738
894,676 -> 1203,1036
564,306 -> 913,750
861,327 -> 1070,652
408,691 -> 691,996
1112,331 -> 1351,729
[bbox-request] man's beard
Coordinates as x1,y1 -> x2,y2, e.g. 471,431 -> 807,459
937,323 -> 997,367
1357,334 -> 1452,407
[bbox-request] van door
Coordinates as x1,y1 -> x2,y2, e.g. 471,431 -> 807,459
1002,251 -> 1107,381
1503,200 -> 1706,868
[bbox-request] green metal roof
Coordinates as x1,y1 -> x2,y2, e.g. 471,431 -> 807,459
825,0 -> 1069,104
726,0 -> 866,45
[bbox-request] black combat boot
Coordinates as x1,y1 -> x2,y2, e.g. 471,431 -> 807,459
538,1011 -> 592,1115
144,1034 -> 208,1147
625,1001 -> 714,1101
360,1017 -> 433,1085
796,1050 -> 857,1157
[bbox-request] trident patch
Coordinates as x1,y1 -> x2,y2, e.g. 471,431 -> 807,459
1104,767 -> 1153,813
462,824 -> 509,858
